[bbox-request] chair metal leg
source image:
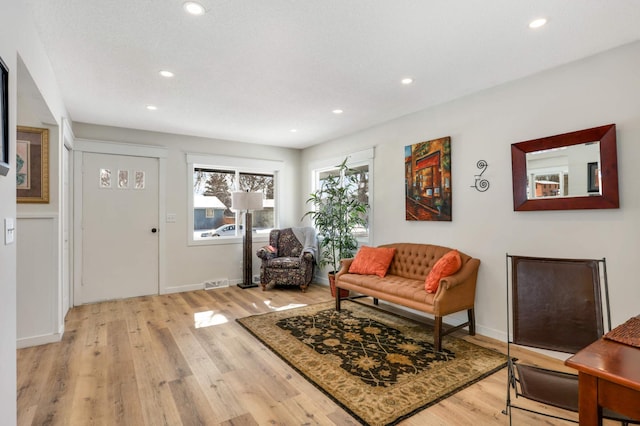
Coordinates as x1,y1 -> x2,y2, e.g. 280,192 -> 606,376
502,360 -> 515,422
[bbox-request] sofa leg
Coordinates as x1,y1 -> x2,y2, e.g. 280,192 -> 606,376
468,308 -> 476,336
434,316 -> 443,352
373,298 -> 379,305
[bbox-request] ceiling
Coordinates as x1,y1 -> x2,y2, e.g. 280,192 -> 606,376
23,1 -> 640,149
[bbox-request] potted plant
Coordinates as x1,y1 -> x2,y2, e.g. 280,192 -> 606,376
303,157 -> 368,297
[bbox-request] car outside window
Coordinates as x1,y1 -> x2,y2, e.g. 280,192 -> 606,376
192,168 -> 274,241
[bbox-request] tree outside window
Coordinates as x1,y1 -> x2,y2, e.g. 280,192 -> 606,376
193,168 -> 274,239
240,172 -> 274,230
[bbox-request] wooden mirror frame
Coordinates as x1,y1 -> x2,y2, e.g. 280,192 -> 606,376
512,124 -> 619,211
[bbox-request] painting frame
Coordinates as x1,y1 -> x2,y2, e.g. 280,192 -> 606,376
17,126 -> 49,203
587,161 -> 599,193
0,55 -> 9,176
405,136 -> 452,221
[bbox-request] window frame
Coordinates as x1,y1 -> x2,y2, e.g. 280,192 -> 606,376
309,148 -> 374,245
187,153 -> 283,246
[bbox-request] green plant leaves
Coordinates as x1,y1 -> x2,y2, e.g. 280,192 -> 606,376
303,157 -> 368,272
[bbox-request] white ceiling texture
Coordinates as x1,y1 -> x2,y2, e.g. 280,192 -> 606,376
24,0 -> 640,149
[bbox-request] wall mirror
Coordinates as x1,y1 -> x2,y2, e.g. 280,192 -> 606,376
511,124 -> 619,211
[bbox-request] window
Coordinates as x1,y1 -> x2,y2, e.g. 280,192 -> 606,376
239,172 -> 275,232
310,149 -> 374,241
187,154 -> 282,245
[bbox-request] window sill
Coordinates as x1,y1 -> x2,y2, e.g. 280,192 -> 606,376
188,234 -> 269,247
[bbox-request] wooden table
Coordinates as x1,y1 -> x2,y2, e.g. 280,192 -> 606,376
565,334 -> 640,425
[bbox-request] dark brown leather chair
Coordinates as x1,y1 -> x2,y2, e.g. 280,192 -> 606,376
503,255 -> 638,425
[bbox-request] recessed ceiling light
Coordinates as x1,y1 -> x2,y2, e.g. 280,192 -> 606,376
146,105 -> 158,111
332,109 -> 344,114
529,18 -> 547,29
290,129 -> 297,133
401,78 -> 414,85
159,70 -> 174,78
183,1 -> 206,16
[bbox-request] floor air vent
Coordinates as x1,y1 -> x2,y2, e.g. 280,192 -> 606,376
204,279 -> 229,290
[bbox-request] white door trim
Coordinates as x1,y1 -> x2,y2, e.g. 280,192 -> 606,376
61,118 -> 74,320
73,139 -> 168,305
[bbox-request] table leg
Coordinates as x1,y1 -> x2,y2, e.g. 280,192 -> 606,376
578,372 -> 602,426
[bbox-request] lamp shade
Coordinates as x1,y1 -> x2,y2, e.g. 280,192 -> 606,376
231,191 -> 263,211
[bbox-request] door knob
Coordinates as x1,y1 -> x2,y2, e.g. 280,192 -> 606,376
151,228 -> 157,233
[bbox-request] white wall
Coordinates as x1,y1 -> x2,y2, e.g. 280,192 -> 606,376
0,0 -> 68,420
16,65 -> 62,347
16,216 -> 58,347
72,123 -> 303,292
302,41 -> 640,340
0,7 -> 18,421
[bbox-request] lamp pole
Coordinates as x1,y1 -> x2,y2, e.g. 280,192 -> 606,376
232,191 -> 263,289
239,209 -> 256,288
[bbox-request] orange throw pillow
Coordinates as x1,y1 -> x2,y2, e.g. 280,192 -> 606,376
348,246 -> 397,278
425,250 -> 462,293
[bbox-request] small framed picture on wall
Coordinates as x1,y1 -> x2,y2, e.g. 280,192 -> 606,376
16,126 -> 49,203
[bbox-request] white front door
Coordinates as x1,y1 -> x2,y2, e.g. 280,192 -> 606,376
79,152 -> 159,303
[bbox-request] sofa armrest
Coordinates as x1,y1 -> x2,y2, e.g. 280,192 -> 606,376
335,258 -> 354,280
439,258 -> 480,290
433,257 -> 480,315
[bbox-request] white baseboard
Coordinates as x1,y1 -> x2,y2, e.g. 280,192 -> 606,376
17,332 -> 62,349
163,279 -> 250,294
162,283 -> 204,294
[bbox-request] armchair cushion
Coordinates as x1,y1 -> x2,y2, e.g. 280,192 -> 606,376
265,257 -> 303,269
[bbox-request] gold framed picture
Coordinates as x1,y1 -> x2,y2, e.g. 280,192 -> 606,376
16,126 -> 49,203
405,136 -> 452,221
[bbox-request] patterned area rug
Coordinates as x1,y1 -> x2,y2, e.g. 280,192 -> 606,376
236,300 -> 508,426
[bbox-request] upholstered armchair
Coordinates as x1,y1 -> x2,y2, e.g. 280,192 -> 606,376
256,227 -> 317,292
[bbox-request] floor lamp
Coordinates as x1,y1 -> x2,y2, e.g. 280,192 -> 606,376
231,191 -> 263,289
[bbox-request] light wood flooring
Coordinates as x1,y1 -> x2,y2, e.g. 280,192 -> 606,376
17,284 -> 618,425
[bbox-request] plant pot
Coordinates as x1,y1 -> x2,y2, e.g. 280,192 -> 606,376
329,272 -> 349,298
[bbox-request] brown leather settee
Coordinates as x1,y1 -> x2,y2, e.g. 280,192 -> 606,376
335,242 -> 480,352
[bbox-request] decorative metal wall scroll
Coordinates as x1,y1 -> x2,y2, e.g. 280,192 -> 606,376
471,160 -> 489,192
